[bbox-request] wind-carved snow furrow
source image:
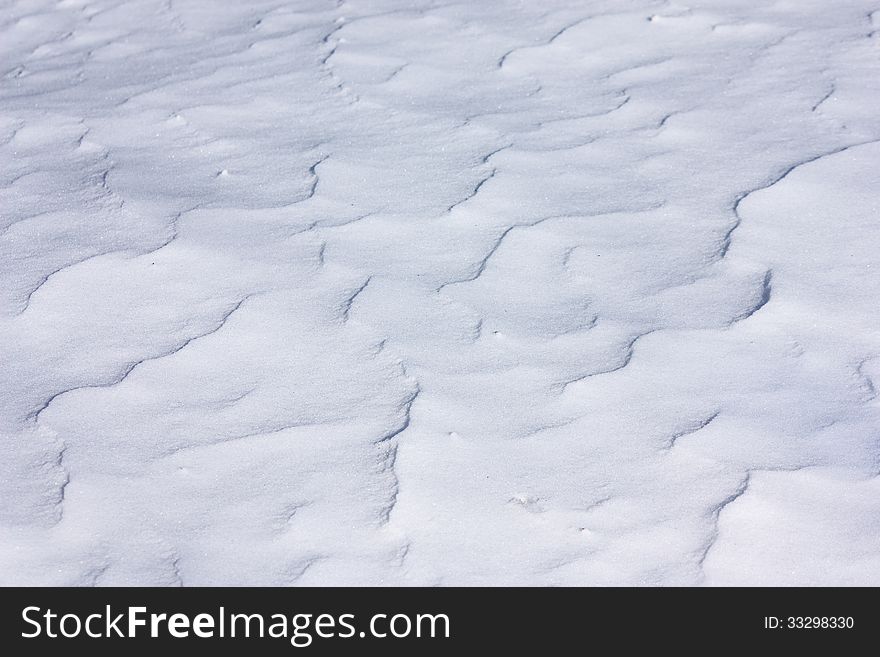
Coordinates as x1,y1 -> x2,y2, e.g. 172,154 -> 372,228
169,555 -> 184,587
2,64 -> 26,81
15,205 -> 197,317
16,254 -> 111,317
212,387 -> 256,408
558,331 -> 656,394
376,383 -> 421,445
2,170 -> 43,191
811,82 -> 836,112
304,154 -> 328,201
376,441 -> 399,526
664,412 -> 720,450
497,6 -> 669,71
393,541 -> 411,567
655,112 -> 676,130
519,418 -> 579,440
6,137 -> 136,311
145,205 -> 200,257
29,295 -> 254,423
379,62 -> 406,84
162,419 -> 333,458
83,563 -> 111,587
728,269 -> 773,324
603,56 -> 675,83
274,500 -> 311,534
712,142 -> 878,338
866,10 -> 880,38
435,225 -> 516,292
94,168 -> 120,207
109,51 -> 288,110
52,443 -> 70,525
339,276 -> 371,323
446,168 -> 497,212
497,16 -> 594,69
438,203 -> 665,294
318,6 -> 424,68
480,144 -> 513,163
470,317 -> 484,342
286,557 -> 321,585
537,89 -> 632,127
561,245 -> 579,269
720,139 -> 880,259
445,145 -> 510,212
694,466 -> 819,576
0,121 -> 24,148
695,472 -> 751,572
319,39 -> 338,67
73,124 -> 92,149
315,241 -> 327,268
317,12 -> 372,100
374,380 -> 420,527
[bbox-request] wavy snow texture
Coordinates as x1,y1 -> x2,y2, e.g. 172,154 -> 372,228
1,0 -> 879,585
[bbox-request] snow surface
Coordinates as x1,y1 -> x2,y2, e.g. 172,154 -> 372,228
2,0 -> 879,586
